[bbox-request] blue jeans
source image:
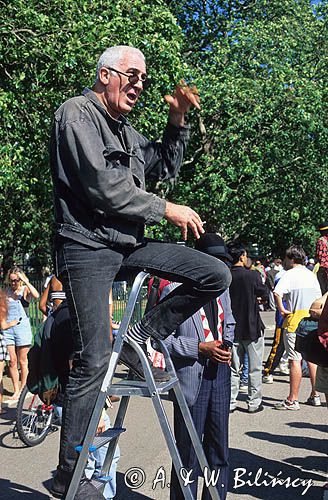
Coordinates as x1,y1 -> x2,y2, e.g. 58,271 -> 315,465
240,352 -> 249,384
85,414 -> 120,500
55,238 -> 231,473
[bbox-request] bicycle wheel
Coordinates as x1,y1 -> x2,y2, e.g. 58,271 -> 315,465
15,385 -> 54,446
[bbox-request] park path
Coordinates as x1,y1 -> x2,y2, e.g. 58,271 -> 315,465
0,311 -> 327,500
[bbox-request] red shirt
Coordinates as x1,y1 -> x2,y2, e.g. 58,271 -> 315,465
316,235 -> 328,268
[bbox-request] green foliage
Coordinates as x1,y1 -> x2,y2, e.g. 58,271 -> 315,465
165,0 -> 328,257
1,0 -> 327,268
0,0 -> 185,267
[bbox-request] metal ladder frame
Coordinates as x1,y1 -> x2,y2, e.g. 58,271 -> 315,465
65,272 -> 221,500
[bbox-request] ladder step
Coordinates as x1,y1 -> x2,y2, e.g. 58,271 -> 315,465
108,376 -> 179,396
75,427 -> 125,453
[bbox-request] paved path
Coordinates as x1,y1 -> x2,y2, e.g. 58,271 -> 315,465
0,311 -> 327,499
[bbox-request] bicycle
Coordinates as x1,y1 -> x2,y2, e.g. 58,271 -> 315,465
14,385 -> 59,447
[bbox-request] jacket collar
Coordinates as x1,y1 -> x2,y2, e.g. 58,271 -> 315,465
82,87 -> 130,132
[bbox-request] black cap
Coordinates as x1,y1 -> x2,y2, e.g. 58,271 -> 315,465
195,233 -> 232,262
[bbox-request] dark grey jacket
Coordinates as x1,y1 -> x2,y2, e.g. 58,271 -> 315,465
50,88 -> 190,248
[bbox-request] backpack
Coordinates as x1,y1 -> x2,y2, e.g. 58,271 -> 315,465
27,313 -> 59,405
28,301 -> 73,405
295,317 -> 328,367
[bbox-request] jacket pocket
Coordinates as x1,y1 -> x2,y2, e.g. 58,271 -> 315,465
104,145 -> 131,169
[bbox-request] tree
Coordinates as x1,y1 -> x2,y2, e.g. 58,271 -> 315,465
0,0 -> 186,271
166,0 -> 328,257
1,0 -> 327,269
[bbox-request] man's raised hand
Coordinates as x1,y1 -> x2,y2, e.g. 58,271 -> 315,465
165,80 -> 200,127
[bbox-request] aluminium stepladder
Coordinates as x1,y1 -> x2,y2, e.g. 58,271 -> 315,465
64,272 -> 221,500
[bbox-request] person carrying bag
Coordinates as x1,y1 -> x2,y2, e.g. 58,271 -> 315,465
295,293 -> 328,367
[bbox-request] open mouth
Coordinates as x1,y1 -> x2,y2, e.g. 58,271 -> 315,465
126,91 -> 138,104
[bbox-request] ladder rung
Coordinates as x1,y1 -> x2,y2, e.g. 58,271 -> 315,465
75,427 -> 125,453
108,376 -> 179,396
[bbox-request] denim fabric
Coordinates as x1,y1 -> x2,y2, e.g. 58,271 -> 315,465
51,88 -> 189,249
230,336 -> 264,410
55,238 -> 231,472
240,351 -> 249,384
4,297 -> 32,347
85,414 -> 120,500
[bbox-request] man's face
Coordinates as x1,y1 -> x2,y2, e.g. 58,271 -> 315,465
100,51 -> 146,119
241,251 -> 248,266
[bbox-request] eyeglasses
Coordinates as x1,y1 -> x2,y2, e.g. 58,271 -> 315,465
10,279 -> 20,283
104,66 -> 151,90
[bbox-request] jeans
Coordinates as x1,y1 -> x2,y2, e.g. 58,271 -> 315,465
55,238 -> 231,473
85,414 -> 120,500
230,336 -> 264,410
240,352 -> 249,384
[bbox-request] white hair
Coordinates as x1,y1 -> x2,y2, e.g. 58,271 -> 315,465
95,45 -> 145,81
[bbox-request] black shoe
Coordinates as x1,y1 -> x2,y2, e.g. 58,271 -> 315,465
248,404 -> 264,414
50,470 -> 103,499
119,342 -> 170,382
49,468 -> 71,498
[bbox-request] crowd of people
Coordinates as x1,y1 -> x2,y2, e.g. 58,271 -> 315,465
1,43 -> 327,499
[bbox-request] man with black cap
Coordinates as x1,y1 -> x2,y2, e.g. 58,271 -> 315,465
162,233 -> 235,500
228,245 -> 268,414
316,221 -> 328,294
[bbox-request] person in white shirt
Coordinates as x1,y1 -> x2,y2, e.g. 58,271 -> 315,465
274,245 -> 321,410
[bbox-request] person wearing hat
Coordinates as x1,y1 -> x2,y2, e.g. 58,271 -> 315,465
316,221 -> 328,294
228,245 -> 268,413
161,233 -> 235,500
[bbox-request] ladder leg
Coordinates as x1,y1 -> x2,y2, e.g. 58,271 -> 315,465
128,339 -> 195,500
150,390 -> 195,500
64,390 -> 108,499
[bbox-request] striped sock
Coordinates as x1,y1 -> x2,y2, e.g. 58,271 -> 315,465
127,322 -> 149,344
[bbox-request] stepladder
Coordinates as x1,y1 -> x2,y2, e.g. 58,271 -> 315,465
64,272 -> 221,500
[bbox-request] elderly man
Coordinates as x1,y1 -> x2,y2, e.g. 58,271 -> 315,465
50,45 -> 231,498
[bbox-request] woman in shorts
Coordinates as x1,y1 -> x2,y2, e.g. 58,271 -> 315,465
4,267 -> 39,401
0,289 -> 22,413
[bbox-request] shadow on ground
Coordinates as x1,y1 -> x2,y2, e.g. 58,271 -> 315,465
0,479 -> 49,499
228,448 -> 324,499
115,472 -> 157,499
246,430 -> 327,455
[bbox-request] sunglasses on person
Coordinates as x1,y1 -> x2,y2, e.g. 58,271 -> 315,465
104,66 -> 151,90
10,279 -> 20,283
